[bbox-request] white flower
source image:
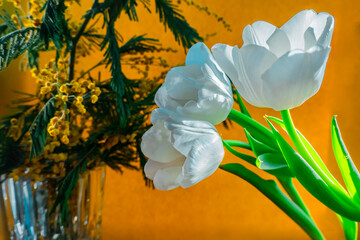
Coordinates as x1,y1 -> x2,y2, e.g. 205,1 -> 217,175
141,109 -> 224,190
155,42 -> 233,125
212,10 -> 334,111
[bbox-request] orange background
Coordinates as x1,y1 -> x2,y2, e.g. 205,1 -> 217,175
1,0 -> 360,239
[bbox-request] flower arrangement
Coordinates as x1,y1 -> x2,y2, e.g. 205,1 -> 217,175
141,9 -> 359,239
0,0 -> 231,236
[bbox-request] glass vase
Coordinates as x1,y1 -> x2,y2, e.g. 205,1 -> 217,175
0,166 -> 106,240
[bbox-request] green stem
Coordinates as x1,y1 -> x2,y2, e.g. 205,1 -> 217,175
223,140 -> 252,151
222,164 -> 324,239
221,163 -> 324,240
278,177 -> 311,217
68,0 -> 98,82
280,109 -> 348,196
228,109 -> 277,149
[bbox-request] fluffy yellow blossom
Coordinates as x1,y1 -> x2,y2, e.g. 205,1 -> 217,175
61,135 -> 69,144
10,118 -> 18,125
61,95 -> 68,102
50,117 -> 59,126
8,0 -> 21,8
87,82 -> 95,90
11,14 -> 19,26
32,18 -> 41,27
49,128 -> 60,137
59,85 -> 68,93
77,96 -> 83,103
91,87 -> 101,96
55,94 -> 62,101
91,95 -> 98,104
80,80 -> 89,88
40,87 -> 51,95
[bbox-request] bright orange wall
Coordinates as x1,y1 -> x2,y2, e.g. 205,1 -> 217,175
1,0 -> 360,239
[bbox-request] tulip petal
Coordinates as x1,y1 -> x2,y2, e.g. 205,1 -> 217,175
281,10 -> 317,49
155,65 -> 201,112
308,13 -> 335,47
141,120 -> 183,163
153,166 -> 183,190
262,46 -> 331,110
164,117 -> 224,188
243,21 -> 276,48
155,44 -> 233,125
150,108 -> 173,124
304,27 -> 317,51
176,64 -> 232,124
211,44 -> 238,82
144,157 -> 185,180
185,42 -> 213,66
266,28 -> 291,57
235,44 -> 277,107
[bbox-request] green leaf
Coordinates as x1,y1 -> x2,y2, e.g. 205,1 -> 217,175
235,90 -> 251,118
332,116 -> 360,200
101,17 -> 130,127
0,10 -> 17,34
220,163 -> 324,240
119,34 -> 158,54
256,153 -> 293,178
337,215 -> 358,240
227,109 -> 278,149
278,110 -> 348,198
154,0 -> 202,49
40,0 -> 69,49
0,27 -> 41,70
222,140 -> 256,165
244,129 -> 277,156
266,116 -> 331,174
29,97 -> 56,159
267,119 -> 360,221
222,140 -> 252,151
269,116 -> 359,240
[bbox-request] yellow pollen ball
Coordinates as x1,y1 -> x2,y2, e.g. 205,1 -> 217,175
91,95 -> 98,104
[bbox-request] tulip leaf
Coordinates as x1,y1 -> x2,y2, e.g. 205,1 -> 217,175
220,163 -> 324,240
235,90 -> 251,118
227,109 -> 278,150
270,115 -> 359,239
256,153 -> 293,178
337,214 -> 358,240
277,111 -> 348,197
245,129 -> 278,156
331,116 -> 360,201
223,140 -> 252,151
222,140 -> 256,165
267,116 -> 341,184
266,119 -> 360,221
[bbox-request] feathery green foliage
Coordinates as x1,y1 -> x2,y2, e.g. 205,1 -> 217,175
0,27 -> 41,70
40,0 -> 69,49
29,97 -> 56,159
155,0 -> 203,48
0,0 -> 228,228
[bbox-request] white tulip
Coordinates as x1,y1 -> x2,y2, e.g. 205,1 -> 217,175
141,109 -> 224,190
212,9 -> 334,110
155,42 -> 233,125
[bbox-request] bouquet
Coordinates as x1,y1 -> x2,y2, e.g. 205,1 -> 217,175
0,0 -> 230,238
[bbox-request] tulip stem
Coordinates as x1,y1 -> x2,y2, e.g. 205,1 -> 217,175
278,177 -> 311,217
228,109 -> 278,149
220,163 -> 325,240
279,109 -> 348,195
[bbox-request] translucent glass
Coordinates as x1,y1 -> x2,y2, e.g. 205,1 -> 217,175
0,166 -> 106,240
